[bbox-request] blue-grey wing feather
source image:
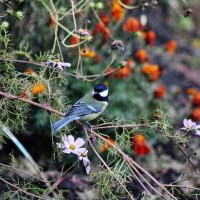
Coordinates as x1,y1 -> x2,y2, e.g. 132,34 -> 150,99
65,101 -> 101,117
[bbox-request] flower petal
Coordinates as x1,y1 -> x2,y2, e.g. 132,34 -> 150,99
75,138 -> 85,148
57,143 -> 65,148
61,135 -> 70,148
195,130 -> 200,136
195,125 -> 200,129
77,148 -> 87,154
63,149 -> 72,154
67,135 -> 75,144
183,119 -> 188,128
83,158 -> 90,174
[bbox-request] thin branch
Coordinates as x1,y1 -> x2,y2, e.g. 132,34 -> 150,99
0,91 -> 64,117
0,176 -> 46,200
84,128 -> 135,200
79,122 -> 177,200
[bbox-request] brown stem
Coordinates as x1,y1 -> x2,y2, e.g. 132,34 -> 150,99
0,91 -> 64,117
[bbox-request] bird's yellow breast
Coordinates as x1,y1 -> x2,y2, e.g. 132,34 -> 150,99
80,101 -> 108,122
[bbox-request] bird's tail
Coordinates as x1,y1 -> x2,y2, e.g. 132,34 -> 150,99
51,116 -> 77,133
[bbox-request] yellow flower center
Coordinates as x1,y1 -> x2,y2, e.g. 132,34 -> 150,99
79,28 -> 84,33
81,152 -> 87,157
69,144 -> 76,150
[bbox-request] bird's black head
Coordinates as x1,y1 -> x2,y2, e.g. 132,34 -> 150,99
92,84 -> 109,102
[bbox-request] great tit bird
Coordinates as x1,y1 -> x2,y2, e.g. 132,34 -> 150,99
52,83 -> 109,133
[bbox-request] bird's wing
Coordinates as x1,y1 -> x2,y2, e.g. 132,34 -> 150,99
65,101 -> 101,117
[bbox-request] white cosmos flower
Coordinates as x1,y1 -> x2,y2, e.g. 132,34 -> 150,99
57,134 -> 85,155
180,119 -> 200,136
77,148 -> 90,174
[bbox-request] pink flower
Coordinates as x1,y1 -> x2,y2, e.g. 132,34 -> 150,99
180,119 -> 200,136
77,148 -> 90,174
76,28 -> 90,36
57,134 -> 85,155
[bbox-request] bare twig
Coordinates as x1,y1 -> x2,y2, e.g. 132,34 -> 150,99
0,91 -> 64,117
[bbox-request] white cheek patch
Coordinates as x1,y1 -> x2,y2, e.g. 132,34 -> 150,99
92,90 -> 95,96
99,89 -> 108,97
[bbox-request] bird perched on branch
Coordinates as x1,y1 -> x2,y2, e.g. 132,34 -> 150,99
52,83 -> 109,133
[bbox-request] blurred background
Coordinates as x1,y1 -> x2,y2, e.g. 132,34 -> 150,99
0,0 -> 200,199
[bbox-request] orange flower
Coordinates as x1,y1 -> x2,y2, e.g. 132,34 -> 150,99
141,63 -> 161,81
80,47 -> 96,58
154,84 -> 166,99
191,107 -> 200,121
100,13 -> 109,26
117,65 -> 131,79
135,49 -> 148,63
166,40 -> 177,55
95,22 -> 111,40
192,93 -> 200,106
70,35 -> 80,45
132,134 -> 151,156
144,31 -> 156,46
123,17 -> 141,33
100,137 -> 115,153
187,88 -> 198,96
111,2 -> 124,22
24,68 -> 33,75
32,83 -> 46,95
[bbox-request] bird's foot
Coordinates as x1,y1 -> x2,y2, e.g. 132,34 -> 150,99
86,122 -> 94,132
